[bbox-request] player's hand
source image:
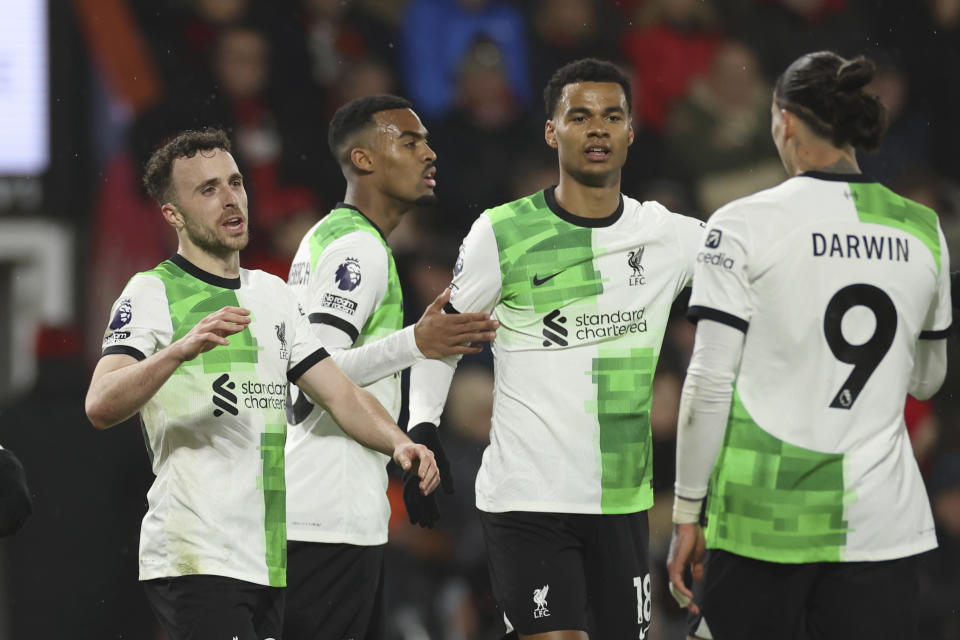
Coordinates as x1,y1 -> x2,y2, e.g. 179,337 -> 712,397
393,442 -> 440,496
666,523 -> 705,614
407,422 -> 454,494
173,306 -> 251,362
414,289 -> 498,358
395,441 -> 442,528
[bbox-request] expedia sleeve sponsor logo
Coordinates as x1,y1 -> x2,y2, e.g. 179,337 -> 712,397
697,251 -> 735,269
454,244 -> 465,276
321,292 -> 358,314
705,229 -> 722,248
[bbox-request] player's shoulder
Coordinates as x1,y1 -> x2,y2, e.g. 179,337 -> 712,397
241,267 -> 292,294
628,195 -> 691,219
626,195 -> 705,234
304,206 -> 385,245
125,262 -> 174,296
710,179 -> 796,224
483,189 -> 549,225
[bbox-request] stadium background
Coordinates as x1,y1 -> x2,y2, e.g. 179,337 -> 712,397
0,0 -> 958,638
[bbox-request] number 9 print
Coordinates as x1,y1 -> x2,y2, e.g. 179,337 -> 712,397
823,284 -> 897,409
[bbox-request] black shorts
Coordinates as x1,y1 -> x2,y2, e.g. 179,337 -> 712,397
692,549 -> 920,640
142,574 -> 283,640
283,541 -> 385,640
479,510 -> 651,638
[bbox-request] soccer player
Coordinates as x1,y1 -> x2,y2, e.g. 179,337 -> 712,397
666,52 -> 951,640
282,95 -> 498,640
408,58 -> 705,639
84,129 -> 440,640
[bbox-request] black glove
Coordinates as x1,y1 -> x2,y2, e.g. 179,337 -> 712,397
407,422 -> 454,495
0,448 -> 31,537
402,470 -> 440,528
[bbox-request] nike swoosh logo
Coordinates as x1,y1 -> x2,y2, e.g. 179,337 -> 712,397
532,271 -> 563,286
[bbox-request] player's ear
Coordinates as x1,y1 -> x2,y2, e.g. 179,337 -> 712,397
781,108 -> 798,142
160,203 -> 183,230
350,146 -> 374,173
627,118 -> 635,147
544,120 -> 558,149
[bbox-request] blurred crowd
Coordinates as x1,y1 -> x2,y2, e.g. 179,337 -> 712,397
68,0 -> 960,638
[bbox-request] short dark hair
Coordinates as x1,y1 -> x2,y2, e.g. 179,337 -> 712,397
774,51 -> 886,151
327,95 -> 414,163
543,58 -> 632,119
142,128 -> 232,204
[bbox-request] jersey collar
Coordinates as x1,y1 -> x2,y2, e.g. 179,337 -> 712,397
170,253 -> 241,289
334,202 -> 388,241
544,186 -> 624,228
799,171 -> 878,183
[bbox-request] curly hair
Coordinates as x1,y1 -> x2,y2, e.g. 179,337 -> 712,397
142,128 -> 232,204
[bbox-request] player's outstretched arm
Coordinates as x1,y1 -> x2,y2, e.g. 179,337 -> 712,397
413,288 -> 498,358
295,357 -> 440,495
85,306 -> 251,429
326,288 -> 497,388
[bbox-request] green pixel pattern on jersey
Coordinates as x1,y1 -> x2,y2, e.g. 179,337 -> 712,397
146,260 -> 287,586
148,260 -> 262,373
488,191 -> 604,313
706,389 -> 852,562
850,182 -> 941,272
587,348 -> 655,513
308,207 -> 404,345
258,422 -> 286,585
487,191 -> 654,512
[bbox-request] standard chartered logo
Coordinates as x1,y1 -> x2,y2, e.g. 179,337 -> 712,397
212,373 -> 238,416
575,308 -> 647,340
541,309 -> 568,346
542,307 -> 648,345
211,373 -> 287,416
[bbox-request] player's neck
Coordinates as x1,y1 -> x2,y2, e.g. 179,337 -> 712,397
176,243 -> 241,279
791,141 -> 860,176
342,184 -> 407,237
554,174 -> 622,219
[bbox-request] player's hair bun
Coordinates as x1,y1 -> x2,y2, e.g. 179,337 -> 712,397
835,57 -> 875,92
775,51 -> 886,151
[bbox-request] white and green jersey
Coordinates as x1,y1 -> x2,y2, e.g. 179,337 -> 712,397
689,172 -> 952,562
450,187 -> 703,514
285,205 -> 406,545
100,254 -> 328,586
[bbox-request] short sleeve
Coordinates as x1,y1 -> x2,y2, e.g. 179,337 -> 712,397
101,274 -> 172,360
920,226 -> 953,339
687,207 -> 753,333
673,210 -> 707,291
447,214 -> 502,314
285,286 -> 329,383
303,232 -> 388,345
